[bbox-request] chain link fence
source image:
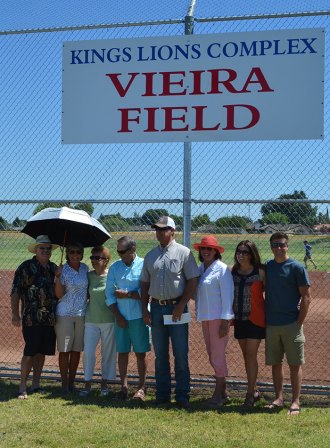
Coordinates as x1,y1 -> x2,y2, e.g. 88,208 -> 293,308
0,1 -> 329,391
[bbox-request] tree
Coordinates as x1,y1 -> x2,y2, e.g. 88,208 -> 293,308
191,214 -> 211,229
171,215 -> 183,227
215,215 -> 251,230
0,217 -> 9,230
260,191 -> 317,225
318,208 -> 330,224
260,212 -> 289,225
12,217 -> 27,228
141,209 -> 169,225
99,214 -> 129,231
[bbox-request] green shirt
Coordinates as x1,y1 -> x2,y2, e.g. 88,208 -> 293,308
85,271 -> 115,324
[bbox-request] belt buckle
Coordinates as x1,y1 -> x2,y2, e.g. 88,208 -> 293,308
158,299 -> 167,305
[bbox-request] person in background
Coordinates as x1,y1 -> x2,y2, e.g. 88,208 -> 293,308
106,236 -> 149,401
303,240 -> 317,269
55,242 -> 88,394
232,240 -> 265,407
11,235 -> 59,399
193,235 -> 234,408
141,216 -> 199,408
80,246 -> 116,397
265,232 -> 311,416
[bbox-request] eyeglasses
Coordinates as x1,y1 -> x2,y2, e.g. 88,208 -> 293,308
154,226 -> 171,232
90,255 -> 107,261
236,250 -> 250,256
38,246 -> 52,251
117,247 -> 131,255
69,249 -> 82,255
270,242 -> 287,248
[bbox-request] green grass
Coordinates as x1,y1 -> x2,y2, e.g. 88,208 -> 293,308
0,380 -> 329,448
0,231 -> 329,271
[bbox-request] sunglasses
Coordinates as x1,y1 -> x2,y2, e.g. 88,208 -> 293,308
90,255 -> 107,261
154,226 -> 171,232
117,247 -> 131,255
270,242 -> 287,248
236,250 -> 250,256
38,246 -> 52,251
69,249 -> 82,255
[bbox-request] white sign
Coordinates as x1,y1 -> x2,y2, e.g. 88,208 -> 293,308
62,29 -> 324,143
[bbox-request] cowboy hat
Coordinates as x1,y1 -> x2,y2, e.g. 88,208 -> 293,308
193,235 -> 225,253
28,235 -> 59,253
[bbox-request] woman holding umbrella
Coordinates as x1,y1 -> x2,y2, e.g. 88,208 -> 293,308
55,242 -> 89,393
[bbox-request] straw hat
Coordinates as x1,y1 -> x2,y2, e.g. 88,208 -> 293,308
193,235 -> 225,253
28,235 -> 59,253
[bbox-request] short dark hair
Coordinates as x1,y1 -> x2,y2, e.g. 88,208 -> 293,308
270,232 -> 289,243
66,241 -> 84,261
117,236 -> 136,251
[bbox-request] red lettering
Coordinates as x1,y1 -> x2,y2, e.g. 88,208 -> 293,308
161,107 -> 188,131
241,67 -> 274,92
191,106 -> 220,131
144,108 -> 159,132
208,69 -> 241,94
117,108 -> 141,132
159,71 -> 186,96
190,70 -> 205,95
105,72 -> 139,97
223,104 -> 260,130
141,72 -> 157,96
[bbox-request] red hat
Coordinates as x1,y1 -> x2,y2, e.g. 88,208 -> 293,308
193,235 -> 225,254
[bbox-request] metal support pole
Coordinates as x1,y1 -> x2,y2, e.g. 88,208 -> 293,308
182,1 -> 196,248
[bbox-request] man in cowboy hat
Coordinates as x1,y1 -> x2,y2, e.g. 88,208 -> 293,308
141,216 -> 199,408
11,235 -> 59,399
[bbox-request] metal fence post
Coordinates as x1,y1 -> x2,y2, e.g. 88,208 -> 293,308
183,1 -> 196,247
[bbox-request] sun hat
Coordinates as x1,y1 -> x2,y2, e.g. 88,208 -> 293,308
151,216 -> 176,230
193,235 -> 225,253
28,235 -> 59,253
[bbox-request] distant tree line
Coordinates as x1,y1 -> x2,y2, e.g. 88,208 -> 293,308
1,192 -> 328,232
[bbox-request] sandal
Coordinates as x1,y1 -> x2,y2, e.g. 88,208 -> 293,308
133,389 -> 145,401
17,391 -> 28,400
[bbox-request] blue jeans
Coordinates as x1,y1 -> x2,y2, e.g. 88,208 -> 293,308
150,301 -> 190,401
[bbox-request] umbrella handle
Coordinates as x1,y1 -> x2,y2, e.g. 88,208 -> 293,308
60,230 -> 68,265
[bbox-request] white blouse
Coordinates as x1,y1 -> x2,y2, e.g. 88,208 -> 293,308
56,262 -> 89,317
195,259 -> 234,322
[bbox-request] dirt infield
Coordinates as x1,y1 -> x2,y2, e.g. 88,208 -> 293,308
0,270 -> 329,386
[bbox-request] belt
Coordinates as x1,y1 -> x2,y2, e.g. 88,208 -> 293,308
151,297 -> 182,306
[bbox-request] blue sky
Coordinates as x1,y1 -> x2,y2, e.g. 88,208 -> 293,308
0,1 -> 329,223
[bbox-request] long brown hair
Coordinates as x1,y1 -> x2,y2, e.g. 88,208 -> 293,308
233,240 -> 261,271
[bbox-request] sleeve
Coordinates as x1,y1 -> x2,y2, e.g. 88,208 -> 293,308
140,257 -> 150,283
182,251 -> 200,280
295,263 -> 310,288
11,265 -> 23,296
218,267 -> 234,320
105,265 -> 117,306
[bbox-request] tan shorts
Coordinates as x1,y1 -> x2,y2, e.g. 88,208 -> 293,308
55,316 -> 85,352
265,321 -> 305,366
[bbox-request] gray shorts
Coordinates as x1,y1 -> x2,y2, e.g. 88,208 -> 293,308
55,316 -> 85,352
266,321 -> 305,366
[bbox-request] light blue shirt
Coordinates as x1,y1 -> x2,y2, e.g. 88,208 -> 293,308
105,255 -> 144,321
